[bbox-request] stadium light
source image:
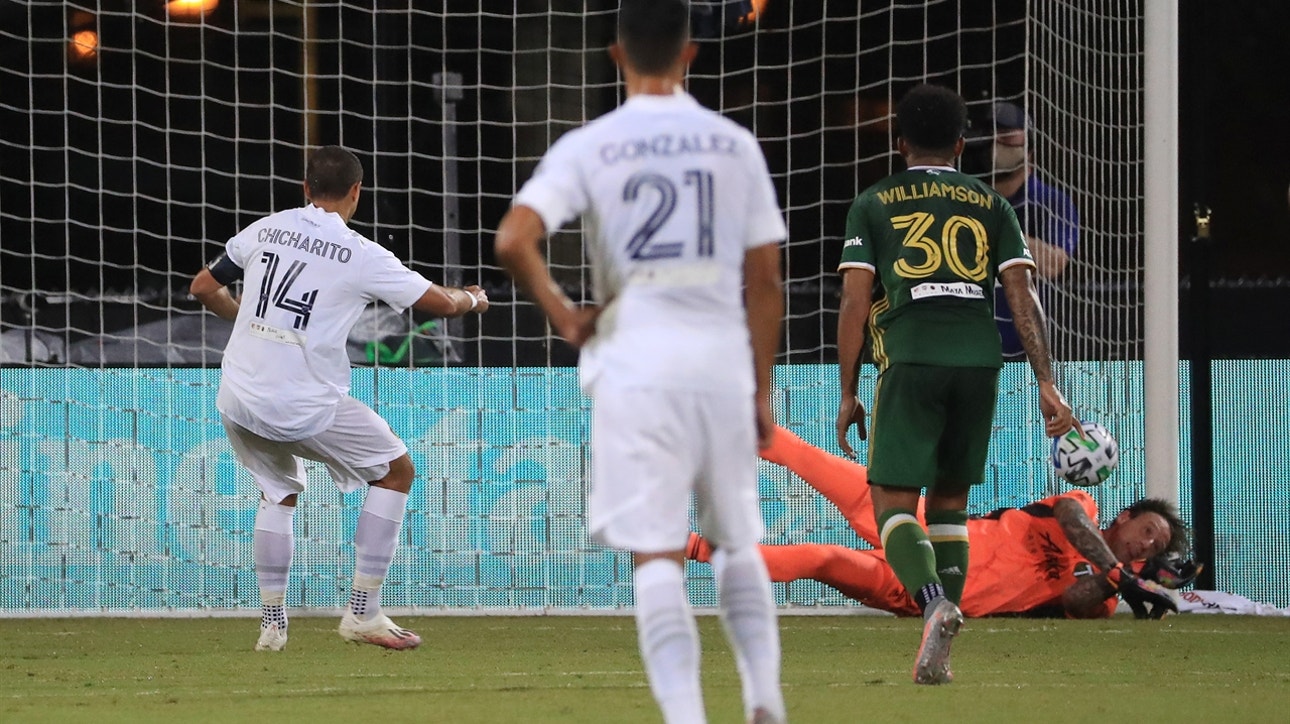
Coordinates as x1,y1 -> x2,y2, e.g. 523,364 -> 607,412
68,29 -> 98,61
166,0 -> 219,20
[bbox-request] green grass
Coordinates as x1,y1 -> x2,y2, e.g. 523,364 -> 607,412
2,614 -> 1288,723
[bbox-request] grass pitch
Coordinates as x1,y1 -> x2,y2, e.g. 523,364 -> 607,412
2,613 -> 1287,723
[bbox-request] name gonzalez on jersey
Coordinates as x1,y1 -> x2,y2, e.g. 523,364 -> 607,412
599,132 -> 740,165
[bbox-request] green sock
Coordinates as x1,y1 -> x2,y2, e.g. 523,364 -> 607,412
877,507 -> 942,610
926,509 -> 970,606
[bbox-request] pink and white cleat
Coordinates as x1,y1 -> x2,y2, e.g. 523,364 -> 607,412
338,612 -> 422,650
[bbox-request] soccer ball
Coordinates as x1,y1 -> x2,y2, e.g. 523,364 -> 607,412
1050,421 -> 1119,487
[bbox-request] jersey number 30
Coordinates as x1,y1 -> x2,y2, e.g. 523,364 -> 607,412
623,169 -> 715,260
890,211 -> 989,282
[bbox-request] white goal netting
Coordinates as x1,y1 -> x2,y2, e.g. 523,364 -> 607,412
0,1 -> 1150,614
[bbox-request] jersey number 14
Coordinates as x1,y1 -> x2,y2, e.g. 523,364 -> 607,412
255,251 -> 318,330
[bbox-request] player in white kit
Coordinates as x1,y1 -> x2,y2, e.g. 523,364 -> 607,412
189,145 -> 489,652
495,3 -> 787,722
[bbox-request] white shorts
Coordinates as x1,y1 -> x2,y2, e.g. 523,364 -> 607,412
588,387 -> 764,553
220,396 -> 408,504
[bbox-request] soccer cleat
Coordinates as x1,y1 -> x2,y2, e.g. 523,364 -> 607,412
338,612 -> 422,650
749,706 -> 786,724
913,598 -> 963,685
255,623 -> 288,652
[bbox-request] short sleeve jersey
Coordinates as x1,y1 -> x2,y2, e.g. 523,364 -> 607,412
215,204 -> 432,441
961,489 -> 1116,618
838,166 -> 1034,369
513,91 -> 786,394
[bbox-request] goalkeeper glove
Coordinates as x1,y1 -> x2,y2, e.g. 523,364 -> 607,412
1139,552 -> 1203,590
1106,563 -> 1179,619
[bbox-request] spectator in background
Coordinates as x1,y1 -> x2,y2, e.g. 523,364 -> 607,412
965,101 -> 1080,360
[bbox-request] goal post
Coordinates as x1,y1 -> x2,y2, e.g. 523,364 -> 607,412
1143,0 -> 1181,506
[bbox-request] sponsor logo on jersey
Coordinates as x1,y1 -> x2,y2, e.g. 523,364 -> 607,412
249,321 -> 306,347
910,281 -> 985,300
843,236 -> 863,248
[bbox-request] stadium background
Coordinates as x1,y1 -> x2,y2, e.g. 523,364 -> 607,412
1,1 -> 1287,614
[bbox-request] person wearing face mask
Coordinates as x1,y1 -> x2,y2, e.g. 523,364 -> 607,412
965,101 -> 1081,361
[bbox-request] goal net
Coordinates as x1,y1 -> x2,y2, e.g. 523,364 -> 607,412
0,1 -> 1150,614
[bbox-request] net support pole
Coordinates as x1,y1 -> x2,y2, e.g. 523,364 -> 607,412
434,71 -> 465,346
1187,208 -> 1216,589
1143,0 -> 1179,506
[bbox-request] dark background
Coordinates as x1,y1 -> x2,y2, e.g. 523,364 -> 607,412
0,0 -> 1286,364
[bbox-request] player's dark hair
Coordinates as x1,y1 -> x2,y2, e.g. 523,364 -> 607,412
305,145 -> 364,201
896,83 -> 968,156
1124,498 -> 1191,557
617,0 -> 690,76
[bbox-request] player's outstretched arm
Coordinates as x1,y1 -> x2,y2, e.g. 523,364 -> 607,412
411,283 -> 489,318
999,265 -> 1076,437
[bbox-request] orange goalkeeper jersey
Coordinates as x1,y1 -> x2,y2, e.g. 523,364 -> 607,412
960,489 -> 1116,618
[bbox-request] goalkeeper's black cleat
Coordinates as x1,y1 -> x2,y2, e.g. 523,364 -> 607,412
1139,552 -> 1203,590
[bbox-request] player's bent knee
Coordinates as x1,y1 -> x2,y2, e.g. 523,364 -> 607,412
370,453 -> 414,493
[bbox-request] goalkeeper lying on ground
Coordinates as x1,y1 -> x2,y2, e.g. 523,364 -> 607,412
687,426 -> 1191,619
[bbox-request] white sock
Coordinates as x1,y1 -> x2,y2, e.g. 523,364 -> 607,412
254,499 -> 294,629
634,558 -> 704,724
350,486 -> 408,621
712,546 -> 785,722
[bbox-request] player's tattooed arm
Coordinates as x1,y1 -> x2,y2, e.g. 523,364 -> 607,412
1055,497 -> 1120,617
999,264 -> 1075,437
999,265 -> 1054,383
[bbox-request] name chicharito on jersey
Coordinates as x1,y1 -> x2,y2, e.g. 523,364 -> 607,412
599,132 -> 740,165
258,227 -> 354,263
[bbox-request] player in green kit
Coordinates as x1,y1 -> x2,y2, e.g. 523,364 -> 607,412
834,84 -> 1078,685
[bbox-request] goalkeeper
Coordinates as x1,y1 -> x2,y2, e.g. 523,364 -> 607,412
686,426 -> 1190,619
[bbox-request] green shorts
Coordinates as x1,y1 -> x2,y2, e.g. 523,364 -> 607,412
867,363 -> 999,494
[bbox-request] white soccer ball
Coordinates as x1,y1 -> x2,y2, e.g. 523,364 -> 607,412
1050,421 -> 1119,488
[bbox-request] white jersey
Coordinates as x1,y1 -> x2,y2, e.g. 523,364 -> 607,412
514,90 -> 786,394
216,204 -> 431,441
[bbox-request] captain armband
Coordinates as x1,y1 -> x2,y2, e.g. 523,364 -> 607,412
207,254 -> 244,286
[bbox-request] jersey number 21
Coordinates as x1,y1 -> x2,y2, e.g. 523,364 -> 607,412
623,169 -> 715,260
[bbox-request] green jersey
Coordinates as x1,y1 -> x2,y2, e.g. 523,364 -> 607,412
838,165 -> 1033,370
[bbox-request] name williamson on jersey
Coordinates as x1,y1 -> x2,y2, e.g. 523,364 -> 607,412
876,181 -> 995,210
